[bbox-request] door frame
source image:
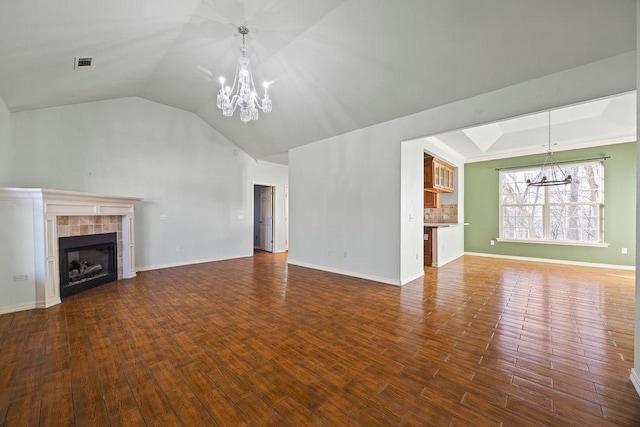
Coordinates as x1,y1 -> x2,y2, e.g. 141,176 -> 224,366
252,182 -> 276,253
284,185 -> 289,251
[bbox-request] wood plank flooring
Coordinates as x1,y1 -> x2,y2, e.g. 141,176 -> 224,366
1,252 -> 639,426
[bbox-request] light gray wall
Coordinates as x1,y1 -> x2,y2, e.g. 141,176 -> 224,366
0,198 -> 36,310
289,128 -> 402,285
0,94 -> 12,186
289,52 -> 635,286
9,97 -> 288,272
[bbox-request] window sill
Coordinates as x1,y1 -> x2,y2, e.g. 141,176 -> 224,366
496,238 -> 609,248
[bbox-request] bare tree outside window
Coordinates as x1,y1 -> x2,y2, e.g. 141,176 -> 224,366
500,162 -> 603,243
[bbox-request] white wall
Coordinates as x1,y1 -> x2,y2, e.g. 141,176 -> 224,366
400,139 -> 426,284
0,94 -> 12,185
290,52 -> 635,286
288,128 -> 402,285
400,137 -> 465,283
432,226 -> 465,267
10,97 -> 288,272
0,198 -> 36,312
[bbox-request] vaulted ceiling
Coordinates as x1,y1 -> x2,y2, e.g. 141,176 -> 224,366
0,0 -> 636,162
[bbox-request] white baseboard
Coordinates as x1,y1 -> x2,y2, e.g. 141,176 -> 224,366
41,297 -> 61,308
464,252 -> 636,271
0,301 -> 38,315
287,259 -> 402,286
401,271 -> 425,285
434,253 -> 464,267
137,253 -> 253,272
631,369 -> 640,397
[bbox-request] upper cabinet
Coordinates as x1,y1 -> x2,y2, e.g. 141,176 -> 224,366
424,156 -> 454,193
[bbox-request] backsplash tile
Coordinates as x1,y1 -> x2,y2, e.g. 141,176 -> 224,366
424,204 -> 458,223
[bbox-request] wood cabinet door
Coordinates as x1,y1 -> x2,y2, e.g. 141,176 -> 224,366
424,190 -> 439,208
424,228 -> 433,266
448,165 -> 455,191
425,156 -> 454,193
424,158 -> 434,188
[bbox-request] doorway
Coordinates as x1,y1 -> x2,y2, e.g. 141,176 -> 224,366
253,184 -> 275,252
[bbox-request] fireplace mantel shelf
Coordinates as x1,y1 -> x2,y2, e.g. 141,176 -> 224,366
1,188 -> 142,215
0,187 -> 143,313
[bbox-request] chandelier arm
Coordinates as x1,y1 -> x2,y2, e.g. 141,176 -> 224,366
247,68 -> 263,102
229,94 -> 241,113
216,25 -> 272,122
248,68 -> 272,112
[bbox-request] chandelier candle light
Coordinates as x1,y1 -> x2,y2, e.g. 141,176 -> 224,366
526,111 -> 572,187
217,26 -> 272,123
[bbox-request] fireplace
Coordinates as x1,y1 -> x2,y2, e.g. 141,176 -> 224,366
59,232 -> 118,298
0,188 -> 142,313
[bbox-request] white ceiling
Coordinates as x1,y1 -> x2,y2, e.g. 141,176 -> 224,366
0,0 -> 636,162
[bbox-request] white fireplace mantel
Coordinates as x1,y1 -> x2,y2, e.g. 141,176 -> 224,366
0,188 -> 143,312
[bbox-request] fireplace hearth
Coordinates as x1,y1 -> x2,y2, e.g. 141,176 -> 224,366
59,232 -> 118,298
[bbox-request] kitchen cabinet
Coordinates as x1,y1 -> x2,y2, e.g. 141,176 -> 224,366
424,190 -> 439,208
424,156 -> 454,193
424,227 -> 433,266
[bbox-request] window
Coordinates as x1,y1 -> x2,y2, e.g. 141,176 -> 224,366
499,161 -> 604,244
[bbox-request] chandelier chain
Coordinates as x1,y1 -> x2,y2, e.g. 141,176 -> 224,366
526,110 -> 572,187
547,111 -> 551,152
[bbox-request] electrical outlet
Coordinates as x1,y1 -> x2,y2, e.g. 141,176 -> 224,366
343,252 -> 348,258
490,240 -> 495,246
160,214 -> 168,221
176,245 -> 181,252
13,274 -> 28,282
621,247 -> 628,254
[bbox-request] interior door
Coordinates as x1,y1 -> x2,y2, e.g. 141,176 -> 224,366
259,186 -> 274,252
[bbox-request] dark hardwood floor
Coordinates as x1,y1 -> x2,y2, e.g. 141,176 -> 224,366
1,252 -> 639,426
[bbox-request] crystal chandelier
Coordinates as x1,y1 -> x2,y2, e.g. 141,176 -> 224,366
526,111 -> 572,187
217,26 -> 272,123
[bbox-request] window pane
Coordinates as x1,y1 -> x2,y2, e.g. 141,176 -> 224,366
501,170 -> 545,204
499,161 -> 604,244
502,206 -> 543,239
548,163 -> 602,204
550,204 -> 599,242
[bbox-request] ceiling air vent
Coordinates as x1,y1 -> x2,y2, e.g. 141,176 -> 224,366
74,56 -> 93,69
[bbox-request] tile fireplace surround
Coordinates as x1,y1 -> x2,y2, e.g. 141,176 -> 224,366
0,188 -> 142,313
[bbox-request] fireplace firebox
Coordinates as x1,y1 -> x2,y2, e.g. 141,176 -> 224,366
59,232 -> 118,298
